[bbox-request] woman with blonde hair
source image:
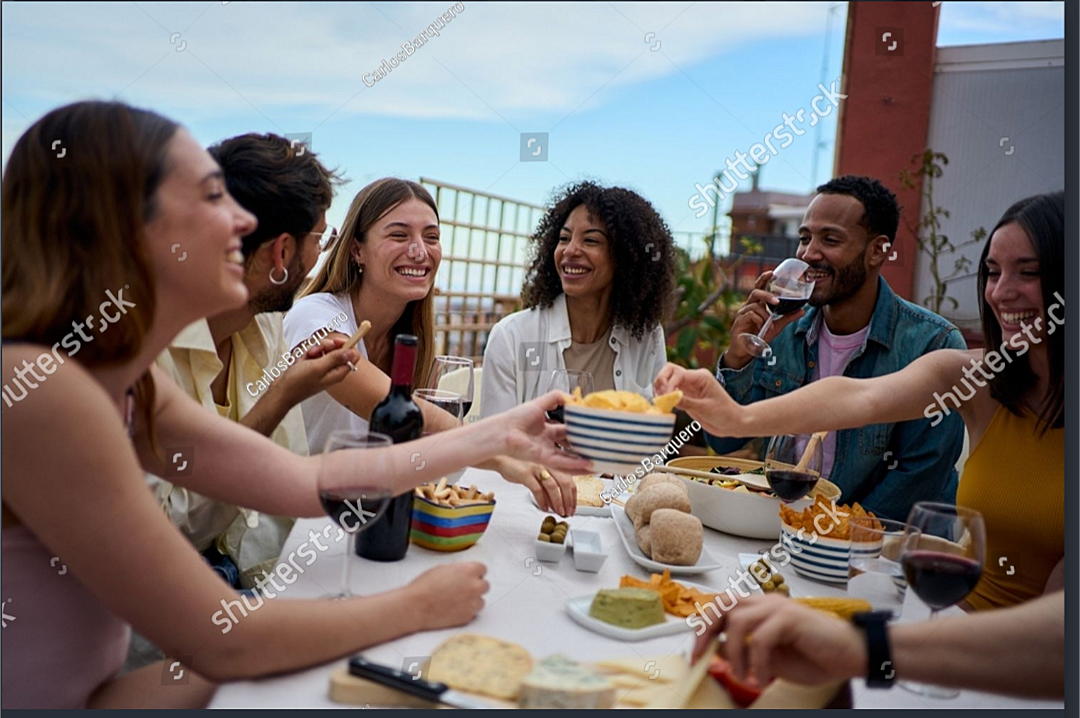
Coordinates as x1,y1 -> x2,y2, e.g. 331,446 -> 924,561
285,178 -> 578,514
1,101 -> 587,709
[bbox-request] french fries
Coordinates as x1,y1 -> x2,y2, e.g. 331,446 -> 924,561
566,388 -> 683,415
414,479 -> 495,507
778,494 -> 881,540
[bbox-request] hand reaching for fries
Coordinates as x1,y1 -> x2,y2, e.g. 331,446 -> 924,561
652,363 -> 744,437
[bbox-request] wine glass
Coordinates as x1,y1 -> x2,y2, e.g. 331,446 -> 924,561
739,258 -> 815,358
544,369 -> 594,423
765,434 -> 822,503
898,502 -> 986,698
316,430 -> 393,598
427,356 -> 474,420
414,388 -> 464,422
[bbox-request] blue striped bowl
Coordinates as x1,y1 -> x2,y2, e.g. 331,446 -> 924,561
780,523 -> 852,585
563,404 -> 676,475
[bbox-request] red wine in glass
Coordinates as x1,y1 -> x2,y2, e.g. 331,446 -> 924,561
772,293 -> 813,316
320,488 -> 392,533
901,551 -> 983,611
415,389 -> 464,421
765,469 -> 819,502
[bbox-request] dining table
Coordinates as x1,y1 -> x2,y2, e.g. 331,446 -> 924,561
209,467 -> 1063,710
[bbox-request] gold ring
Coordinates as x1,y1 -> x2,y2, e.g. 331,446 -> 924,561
539,469 -> 553,481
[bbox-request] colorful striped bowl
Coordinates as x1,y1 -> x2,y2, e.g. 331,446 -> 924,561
410,495 -> 495,552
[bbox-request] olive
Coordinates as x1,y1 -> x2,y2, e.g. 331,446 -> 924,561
772,574 -> 785,586
551,534 -> 565,544
538,534 -> 551,542
775,584 -> 790,596
761,579 -> 775,591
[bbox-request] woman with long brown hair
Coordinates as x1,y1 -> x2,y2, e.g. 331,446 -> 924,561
285,178 -> 578,514
1,101 -> 587,708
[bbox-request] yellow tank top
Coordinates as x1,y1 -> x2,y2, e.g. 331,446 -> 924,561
958,405 -> 1063,611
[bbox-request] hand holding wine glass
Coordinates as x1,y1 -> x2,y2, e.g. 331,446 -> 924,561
544,369 -> 594,423
737,258 -> 815,360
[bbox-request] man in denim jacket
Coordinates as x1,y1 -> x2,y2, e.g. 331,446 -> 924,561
708,176 -> 965,521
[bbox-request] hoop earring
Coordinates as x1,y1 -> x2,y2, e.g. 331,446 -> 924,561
269,266 -> 289,285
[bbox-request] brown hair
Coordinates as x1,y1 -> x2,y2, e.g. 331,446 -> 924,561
300,178 -> 438,387
2,100 -> 179,437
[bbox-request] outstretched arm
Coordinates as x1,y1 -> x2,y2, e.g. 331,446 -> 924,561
141,367 -> 588,517
693,593 -> 1064,700
655,349 -> 978,440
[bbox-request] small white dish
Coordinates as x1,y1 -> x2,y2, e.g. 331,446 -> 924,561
738,552 -> 803,597
569,528 -> 608,573
565,595 -> 689,641
534,533 -> 570,562
610,505 -> 722,575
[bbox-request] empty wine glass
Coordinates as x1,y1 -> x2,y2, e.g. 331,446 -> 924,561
765,433 -> 822,503
428,356 -> 474,421
740,258 -> 815,358
545,370 -> 594,422
316,431 -> 393,598
898,502 -> 985,698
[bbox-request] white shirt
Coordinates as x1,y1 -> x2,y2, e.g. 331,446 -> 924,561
283,292 -> 370,455
480,293 -> 668,417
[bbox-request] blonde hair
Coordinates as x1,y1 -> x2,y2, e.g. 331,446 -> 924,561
301,178 -> 438,387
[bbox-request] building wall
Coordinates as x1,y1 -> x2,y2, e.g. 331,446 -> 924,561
915,40 -> 1065,331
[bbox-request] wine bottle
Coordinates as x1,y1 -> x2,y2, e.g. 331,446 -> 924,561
356,334 -> 424,561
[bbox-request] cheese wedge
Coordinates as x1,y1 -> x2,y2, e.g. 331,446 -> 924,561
518,655 -> 616,709
428,634 -> 532,700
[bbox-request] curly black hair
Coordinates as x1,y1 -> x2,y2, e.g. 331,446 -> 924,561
816,175 -> 899,242
521,181 -> 676,339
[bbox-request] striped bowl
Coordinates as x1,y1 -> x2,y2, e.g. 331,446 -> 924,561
563,404 -> 676,475
410,495 -> 495,552
780,522 -> 853,585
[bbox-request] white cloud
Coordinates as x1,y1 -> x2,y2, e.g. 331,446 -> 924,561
2,1 -> 839,129
939,1 -> 1064,36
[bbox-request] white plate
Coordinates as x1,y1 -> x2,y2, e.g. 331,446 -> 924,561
611,504 -> 722,575
738,552 -> 804,597
528,478 -> 612,517
565,579 -> 730,641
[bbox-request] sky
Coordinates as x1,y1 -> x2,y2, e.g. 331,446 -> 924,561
1,1 -> 1066,248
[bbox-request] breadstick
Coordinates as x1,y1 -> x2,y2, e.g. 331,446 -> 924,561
343,320 -> 372,350
435,477 -> 447,495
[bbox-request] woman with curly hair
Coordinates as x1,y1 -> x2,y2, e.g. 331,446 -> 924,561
481,181 -> 676,417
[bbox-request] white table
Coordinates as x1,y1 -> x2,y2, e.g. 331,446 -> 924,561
210,468 -> 1062,710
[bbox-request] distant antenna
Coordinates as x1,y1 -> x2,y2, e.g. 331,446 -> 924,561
810,3 -> 844,188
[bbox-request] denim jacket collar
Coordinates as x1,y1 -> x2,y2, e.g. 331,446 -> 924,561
795,276 -> 898,353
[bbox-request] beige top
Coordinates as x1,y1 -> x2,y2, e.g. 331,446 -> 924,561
149,315 -> 306,588
562,328 -> 617,393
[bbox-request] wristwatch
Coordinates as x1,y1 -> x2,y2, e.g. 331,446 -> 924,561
853,611 -> 895,688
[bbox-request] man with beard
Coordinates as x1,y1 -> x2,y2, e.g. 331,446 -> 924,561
148,133 -> 359,589
708,176 -> 966,521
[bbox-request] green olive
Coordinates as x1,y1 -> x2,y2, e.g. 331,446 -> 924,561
538,534 -> 551,542
551,534 -> 565,544
761,579 -> 775,591
772,574 -> 785,586
775,584 -> 790,596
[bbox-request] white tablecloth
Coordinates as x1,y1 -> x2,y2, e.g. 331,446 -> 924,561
209,468 -> 1062,710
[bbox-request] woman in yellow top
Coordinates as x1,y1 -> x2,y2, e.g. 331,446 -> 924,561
656,191 -> 1064,611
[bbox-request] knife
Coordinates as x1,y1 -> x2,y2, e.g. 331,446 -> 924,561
348,655 -> 496,709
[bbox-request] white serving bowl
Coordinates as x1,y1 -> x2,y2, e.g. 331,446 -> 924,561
780,523 -> 850,584
678,475 -> 841,540
563,404 -> 675,476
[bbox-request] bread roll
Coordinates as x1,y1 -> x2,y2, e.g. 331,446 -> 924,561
649,509 -> 703,566
636,472 -> 687,495
633,484 -> 691,524
635,523 -> 652,557
625,491 -> 644,524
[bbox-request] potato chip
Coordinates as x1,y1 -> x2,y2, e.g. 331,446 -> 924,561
652,390 -> 683,414
777,495 -> 879,541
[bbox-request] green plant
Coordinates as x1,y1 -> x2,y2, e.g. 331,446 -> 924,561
664,236 -> 758,369
900,150 -> 987,315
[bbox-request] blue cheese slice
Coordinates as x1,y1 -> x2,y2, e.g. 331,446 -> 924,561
518,655 -> 616,709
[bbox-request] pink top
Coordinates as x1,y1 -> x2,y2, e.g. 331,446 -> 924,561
1,523 -> 130,708
810,321 -> 871,478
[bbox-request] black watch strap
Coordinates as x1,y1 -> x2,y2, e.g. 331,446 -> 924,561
853,611 -> 894,688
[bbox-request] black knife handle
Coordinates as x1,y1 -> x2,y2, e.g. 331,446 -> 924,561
348,656 -> 449,703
